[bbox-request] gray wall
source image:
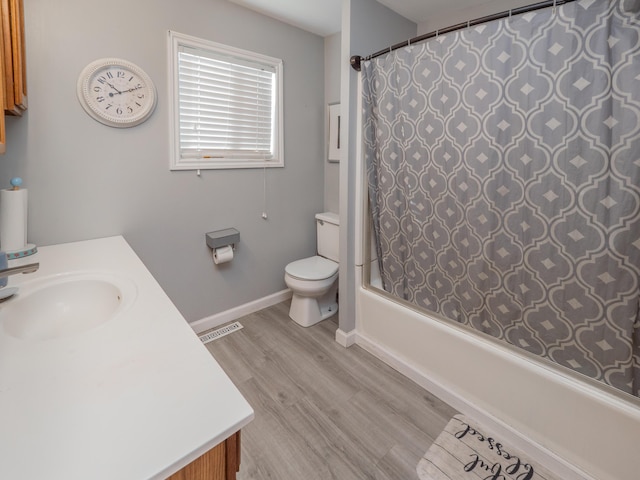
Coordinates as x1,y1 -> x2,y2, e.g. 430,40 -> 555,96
1,0 -> 325,323
324,32 -> 341,215
339,0 -> 416,334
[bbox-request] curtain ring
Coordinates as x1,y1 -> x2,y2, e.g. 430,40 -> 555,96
553,0 -> 557,13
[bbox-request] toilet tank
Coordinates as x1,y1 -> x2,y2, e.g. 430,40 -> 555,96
316,212 -> 339,262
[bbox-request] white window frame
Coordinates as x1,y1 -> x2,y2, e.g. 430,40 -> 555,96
168,31 -> 284,170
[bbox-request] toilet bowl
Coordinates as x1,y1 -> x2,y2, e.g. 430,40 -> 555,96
285,256 -> 339,327
285,212 -> 340,327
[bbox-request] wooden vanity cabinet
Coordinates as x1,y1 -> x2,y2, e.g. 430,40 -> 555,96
167,431 -> 241,480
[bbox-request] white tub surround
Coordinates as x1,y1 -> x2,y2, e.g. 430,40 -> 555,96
0,236 -> 254,480
356,282 -> 640,480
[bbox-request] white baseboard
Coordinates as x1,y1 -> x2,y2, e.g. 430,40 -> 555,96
354,332 -> 595,480
190,289 -> 292,334
335,328 -> 356,347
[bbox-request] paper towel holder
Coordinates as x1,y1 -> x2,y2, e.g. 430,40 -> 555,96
206,228 -> 240,251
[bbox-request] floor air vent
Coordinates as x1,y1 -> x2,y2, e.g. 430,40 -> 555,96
199,321 -> 243,344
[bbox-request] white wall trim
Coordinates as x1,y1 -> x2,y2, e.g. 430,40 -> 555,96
190,289 -> 292,334
335,328 -> 356,347
354,332 -> 596,480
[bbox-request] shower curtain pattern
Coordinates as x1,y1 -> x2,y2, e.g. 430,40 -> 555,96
362,0 -> 640,396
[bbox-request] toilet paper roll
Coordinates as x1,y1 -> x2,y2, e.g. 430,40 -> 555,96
0,188 -> 28,252
213,245 -> 234,265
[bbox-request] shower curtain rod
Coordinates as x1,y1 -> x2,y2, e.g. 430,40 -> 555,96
350,0 -> 577,71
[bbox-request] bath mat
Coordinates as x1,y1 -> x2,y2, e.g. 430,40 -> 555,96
417,414 -> 560,480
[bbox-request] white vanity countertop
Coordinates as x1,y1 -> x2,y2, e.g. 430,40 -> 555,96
0,236 -> 254,479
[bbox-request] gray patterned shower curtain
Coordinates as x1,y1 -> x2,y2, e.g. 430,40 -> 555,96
362,0 -> 640,397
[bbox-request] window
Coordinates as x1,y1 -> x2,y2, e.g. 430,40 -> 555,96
168,31 -> 284,170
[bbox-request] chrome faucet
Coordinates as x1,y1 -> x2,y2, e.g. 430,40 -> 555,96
0,262 -> 39,279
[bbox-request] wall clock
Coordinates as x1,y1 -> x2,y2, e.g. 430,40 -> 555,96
77,58 -> 157,128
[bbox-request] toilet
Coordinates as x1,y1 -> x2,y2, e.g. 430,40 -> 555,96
284,212 -> 339,327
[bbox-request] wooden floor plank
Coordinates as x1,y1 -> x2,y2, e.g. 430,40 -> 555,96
205,300 -> 457,480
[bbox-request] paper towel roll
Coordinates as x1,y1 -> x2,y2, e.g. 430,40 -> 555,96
213,245 -> 234,265
0,188 -> 28,252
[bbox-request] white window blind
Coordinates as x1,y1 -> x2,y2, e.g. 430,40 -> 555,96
169,31 -> 284,170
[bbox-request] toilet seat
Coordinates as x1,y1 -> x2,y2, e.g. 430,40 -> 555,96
285,256 -> 338,281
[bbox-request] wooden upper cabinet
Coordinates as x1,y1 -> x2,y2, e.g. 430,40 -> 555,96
2,0 -> 26,116
0,0 -> 6,153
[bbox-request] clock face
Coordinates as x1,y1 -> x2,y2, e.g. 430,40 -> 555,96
77,58 -> 157,128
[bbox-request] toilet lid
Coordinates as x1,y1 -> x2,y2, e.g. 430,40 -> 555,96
285,256 -> 338,281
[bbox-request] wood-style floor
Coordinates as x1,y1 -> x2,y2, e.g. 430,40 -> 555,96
205,300 -> 457,480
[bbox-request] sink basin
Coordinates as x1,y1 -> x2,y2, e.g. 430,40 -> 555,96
1,272 -> 137,341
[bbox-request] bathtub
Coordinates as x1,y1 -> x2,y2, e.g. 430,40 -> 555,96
354,265 -> 640,480
349,69 -> 640,479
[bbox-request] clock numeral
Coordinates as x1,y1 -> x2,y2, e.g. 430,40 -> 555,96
106,104 -> 113,110
93,86 -> 101,93
106,72 -> 113,79
117,71 -> 125,78
129,76 -> 134,82
96,96 -> 105,103
97,76 -> 106,85
116,107 -> 123,115
137,94 -> 145,99
127,106 -> 134,114
135,102 -> 142,107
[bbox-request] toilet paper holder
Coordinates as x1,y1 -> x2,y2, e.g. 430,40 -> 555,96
206,228 -> 240,251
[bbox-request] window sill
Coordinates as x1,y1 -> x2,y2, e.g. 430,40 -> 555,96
170,159 -> 284,171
